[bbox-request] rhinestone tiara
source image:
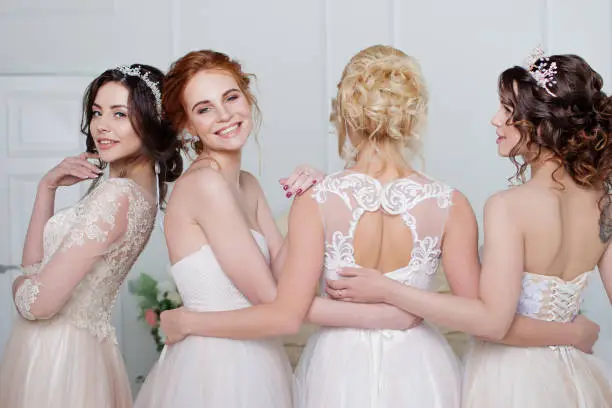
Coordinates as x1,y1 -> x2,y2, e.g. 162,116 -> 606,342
524,46 -> 558,97
115,65 -> 162,118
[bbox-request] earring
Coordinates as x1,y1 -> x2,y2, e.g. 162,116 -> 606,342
154,161 -> 161,207
181,130 -> 201,151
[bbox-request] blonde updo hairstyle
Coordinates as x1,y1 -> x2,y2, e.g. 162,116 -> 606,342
333,45 -> 428,170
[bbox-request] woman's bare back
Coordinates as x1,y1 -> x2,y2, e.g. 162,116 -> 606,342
505,175 -> 607,281
314,167 -> 454,295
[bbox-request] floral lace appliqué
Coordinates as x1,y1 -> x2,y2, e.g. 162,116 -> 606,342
15,277 -> 41,321
34,179 -> 156,343
313,171 -> 453,292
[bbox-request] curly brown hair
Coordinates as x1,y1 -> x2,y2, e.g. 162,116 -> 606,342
498,54 -> 612,241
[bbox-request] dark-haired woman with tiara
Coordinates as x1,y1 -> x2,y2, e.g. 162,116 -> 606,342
327,49 -> 612,407
0,64 -> 183,408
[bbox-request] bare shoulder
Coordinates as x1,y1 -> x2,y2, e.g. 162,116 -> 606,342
450,189 -> 474,212
239,170 -> 264,195
483,188 -> 533,228
239,170 -> 259,185
173,166 -> 230,201
484,189 -> 513,214
495,183 -> 555,213
445,189 -> 477,238
286,191 -> 322,243
288,190 -> 318,219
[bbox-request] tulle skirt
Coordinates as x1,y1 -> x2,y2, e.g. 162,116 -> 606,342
294,322 -> 462,408
134,335 -> 293,408
463,340 -> 612,407
0,318 -> 132,408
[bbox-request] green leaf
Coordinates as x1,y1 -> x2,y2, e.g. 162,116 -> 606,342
129,273 -> 161,310
129,272 -> 172,354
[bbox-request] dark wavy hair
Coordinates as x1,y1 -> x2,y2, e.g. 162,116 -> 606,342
498,54 -> 612,241
80,64 -> 183,209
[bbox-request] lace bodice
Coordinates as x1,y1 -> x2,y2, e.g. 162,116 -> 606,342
517,271 -> 591,322
312,171 -> 453,291
15,178 -> 156,343
170,230 -> 269,312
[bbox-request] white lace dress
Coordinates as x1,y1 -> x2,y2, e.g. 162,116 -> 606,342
133,230 -> 294,408
294,170 -> 462,408
0,178 -> 156,408
463,271 -> 612,407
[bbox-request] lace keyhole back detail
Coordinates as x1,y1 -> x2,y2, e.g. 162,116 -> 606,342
311,171 -> 453,291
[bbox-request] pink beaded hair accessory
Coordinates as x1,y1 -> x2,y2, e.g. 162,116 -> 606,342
524,47 -> 558,97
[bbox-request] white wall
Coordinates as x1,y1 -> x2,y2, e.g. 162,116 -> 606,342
0,0 -> 611,393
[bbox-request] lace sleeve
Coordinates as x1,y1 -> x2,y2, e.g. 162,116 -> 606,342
13,180 -> 133,320
20,263 -> 41,275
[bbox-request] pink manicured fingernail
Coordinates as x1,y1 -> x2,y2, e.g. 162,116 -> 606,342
283,185 -> 289,191
286,192 -> 292,198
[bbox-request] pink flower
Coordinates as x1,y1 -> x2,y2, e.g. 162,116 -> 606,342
144,309 -> 158,327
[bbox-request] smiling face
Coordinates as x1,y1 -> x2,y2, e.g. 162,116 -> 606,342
182,70 -> 253,154
89,81 -> 144,163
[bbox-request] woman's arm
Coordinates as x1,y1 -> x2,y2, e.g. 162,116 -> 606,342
306,298 -> 418,330
13,181 -> 130,319
496,315 -> 599,352
160,189 -> 417,343
245,172 -> 286,281
160,192 -> 325,341
21,183 -> 56,267
441,191 -> 597,349
327,193 -> 525,340
250,174 -> 419,330
253,166 -> 323,280
187,169 -> 278,305
22,153 -> 101,267
597,240 -> 612,304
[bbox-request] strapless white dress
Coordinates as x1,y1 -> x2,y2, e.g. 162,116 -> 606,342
134,230 -> 293,408
463,271 -> 612,407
